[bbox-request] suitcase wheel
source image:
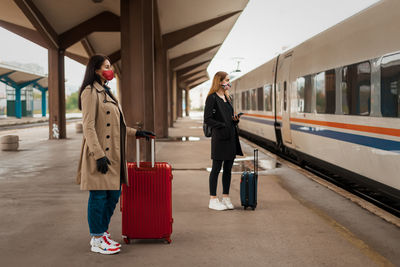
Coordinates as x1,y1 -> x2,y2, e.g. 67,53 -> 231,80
123,237 -> 131,244
243,206 -> 248,210
164,237 -> 172,244
251,207 -> 255,210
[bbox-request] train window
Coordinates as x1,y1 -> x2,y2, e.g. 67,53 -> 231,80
315,69 -> 335,114
257,87 -> 263,111
341,62 -> 371,115
276,83 -> 281,114
241,92 -> 246,110
245,91 -> 250,110
381,53 -> 400,117
296,75 -> 312,113
264,84 -> 272,111
251,89 -> 257,110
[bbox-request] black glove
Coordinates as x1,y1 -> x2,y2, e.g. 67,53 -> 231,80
96,156 -> 111,174
136,130 -> 156,141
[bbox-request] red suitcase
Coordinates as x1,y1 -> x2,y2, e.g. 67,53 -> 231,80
121,137 -> 173,244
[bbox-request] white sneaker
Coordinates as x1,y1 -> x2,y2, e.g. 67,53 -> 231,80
90,236 -> 120,255
222,197 -> 234,210
104,231 -> 121,247
209,198 -> 227,211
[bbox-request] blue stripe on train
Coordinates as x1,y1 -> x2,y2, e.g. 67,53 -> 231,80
241,116 -> 400,153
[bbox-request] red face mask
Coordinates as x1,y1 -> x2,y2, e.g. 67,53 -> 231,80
102,70 -> 114,81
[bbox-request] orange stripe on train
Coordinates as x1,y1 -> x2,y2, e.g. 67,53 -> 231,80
242,113 -> 282,120
243,113 -> 400,137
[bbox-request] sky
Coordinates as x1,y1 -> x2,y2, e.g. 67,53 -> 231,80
0,0 -> 380,97
207,0 -> 380,81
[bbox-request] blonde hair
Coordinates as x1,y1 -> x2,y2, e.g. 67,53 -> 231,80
207,71 -> 230,99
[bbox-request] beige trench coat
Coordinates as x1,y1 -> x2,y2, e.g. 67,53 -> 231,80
76,81 -> 136,190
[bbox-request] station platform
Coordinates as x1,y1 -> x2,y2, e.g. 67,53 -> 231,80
0,116 -> 49,127
0,113 -> 82,129
0,113 -> 399,266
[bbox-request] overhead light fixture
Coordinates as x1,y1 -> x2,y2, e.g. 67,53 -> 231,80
230,57 -> 244,73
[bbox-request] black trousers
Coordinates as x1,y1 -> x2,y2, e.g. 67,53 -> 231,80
209,159 -> 234,196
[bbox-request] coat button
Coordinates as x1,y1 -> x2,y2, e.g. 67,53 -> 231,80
103,100 -> 107,103
106,111 -> 110,114
107,123 -> 110,127
105,147 -> 109,151
106,135 -> 110,139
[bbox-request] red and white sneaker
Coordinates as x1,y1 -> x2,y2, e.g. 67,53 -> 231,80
104,231 -> 121,247
90,236 -> 120,255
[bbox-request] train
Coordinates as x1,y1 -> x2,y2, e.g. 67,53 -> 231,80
231,0 -> 400,202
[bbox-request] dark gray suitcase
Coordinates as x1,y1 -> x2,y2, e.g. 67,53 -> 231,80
240,149 -> 258,210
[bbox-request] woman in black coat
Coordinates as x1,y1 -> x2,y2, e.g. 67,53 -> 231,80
204,71 -> 243,211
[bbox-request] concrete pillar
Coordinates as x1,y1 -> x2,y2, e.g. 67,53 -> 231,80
154,46 -> 169,137
41,89 -> 47,117
185,88 -> 190,117
121,0 -> 155,162
165,57 -> 172,128
154,8 -> 169,138
15,88 -> 21,119
172,71 -> 177,123
177,87 -> 183,118
48,48 -> 66,139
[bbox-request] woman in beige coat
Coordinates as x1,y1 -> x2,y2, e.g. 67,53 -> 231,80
76,55 -> 154,255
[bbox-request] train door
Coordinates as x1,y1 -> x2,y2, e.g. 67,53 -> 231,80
281,55 -> 292,144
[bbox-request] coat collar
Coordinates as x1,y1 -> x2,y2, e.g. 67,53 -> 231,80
93,81 -> 118,104
93,81 -> 105,92
214,92 -> 233,108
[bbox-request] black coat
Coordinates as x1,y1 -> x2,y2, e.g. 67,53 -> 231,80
204,93 -> 243,160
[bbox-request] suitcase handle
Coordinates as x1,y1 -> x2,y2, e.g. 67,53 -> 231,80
136,137 -> 155,168
254,149 -> 258,174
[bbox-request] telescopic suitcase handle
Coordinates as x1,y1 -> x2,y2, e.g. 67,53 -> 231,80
136,136 -> 156,168
254,149 -> 258,174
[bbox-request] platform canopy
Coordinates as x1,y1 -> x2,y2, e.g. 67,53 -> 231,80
0,63 -> 48,90
0,0 -> 247,89
0,0 -> 248,145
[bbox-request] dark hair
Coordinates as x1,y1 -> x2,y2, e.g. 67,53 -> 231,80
78,54 -> 110,110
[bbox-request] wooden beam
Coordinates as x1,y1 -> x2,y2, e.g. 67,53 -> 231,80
0,20 -> 47,48
81,37 -> 96,57
185,87 -> 190,116
121,0 -> 155,161
170,44 -> 220,69
65,51 -> 88,65
176,59 -> 211,76
154,0 -> 169,137
14,0 -> 59,48
59,11 -> 120,49
162,11 -> 241,49
48,48 -> 66,139
178,72 -> 207,88
178,69 -> 207,83
189,79 -> 208,89
108,50 -> 121,64
185,75 -> 208,86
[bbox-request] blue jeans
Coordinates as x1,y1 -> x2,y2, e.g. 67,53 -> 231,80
87,189 -> 121,236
